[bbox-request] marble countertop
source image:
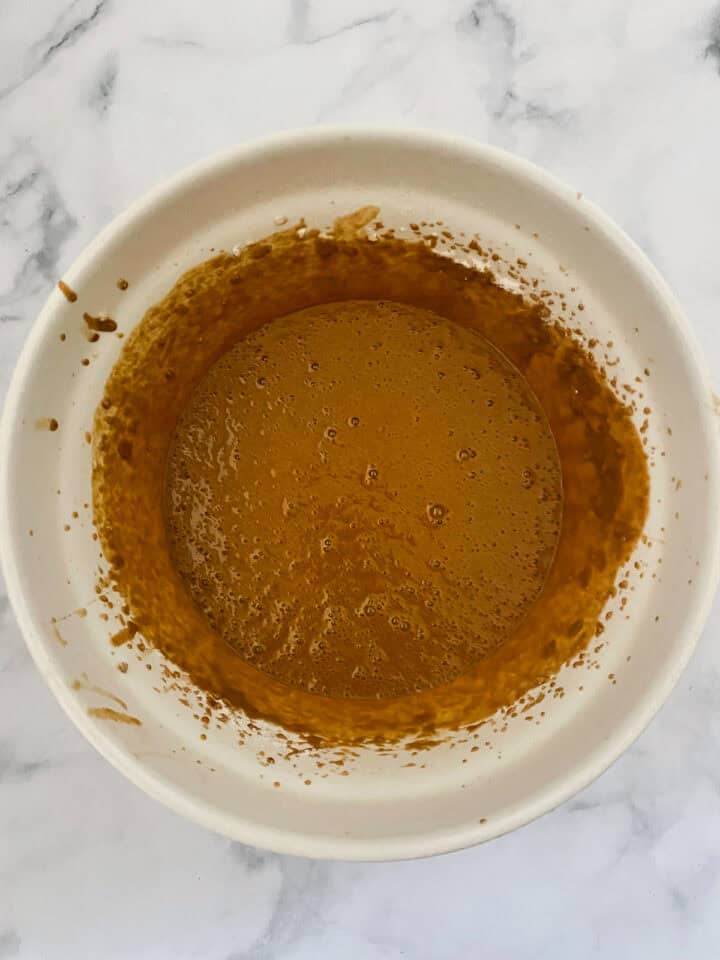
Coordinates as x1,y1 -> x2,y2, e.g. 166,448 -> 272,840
3,1 -> 720,957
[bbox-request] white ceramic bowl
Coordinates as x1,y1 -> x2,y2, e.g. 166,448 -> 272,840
2,128 -> 719,860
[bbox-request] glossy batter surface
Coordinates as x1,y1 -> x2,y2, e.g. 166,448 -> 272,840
166,301 -> 562,698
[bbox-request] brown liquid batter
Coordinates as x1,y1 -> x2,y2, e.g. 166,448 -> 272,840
166,301 -> 562,699
93,211 -> 649,747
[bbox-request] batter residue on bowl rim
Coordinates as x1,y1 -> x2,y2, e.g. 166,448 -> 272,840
92,207 -> 649,748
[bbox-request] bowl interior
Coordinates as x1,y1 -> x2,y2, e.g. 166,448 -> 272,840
2,129 -> 718,859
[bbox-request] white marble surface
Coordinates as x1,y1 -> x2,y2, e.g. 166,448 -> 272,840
2,0 -> 720,956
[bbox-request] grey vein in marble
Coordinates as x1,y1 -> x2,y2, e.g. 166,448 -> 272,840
0,148 -> 77,315
1,0 -> 109,101
705,7 -> 720,68
89,55 -> 117,114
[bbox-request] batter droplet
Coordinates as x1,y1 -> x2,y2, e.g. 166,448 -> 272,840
521,468 -> 535,489
365,464 -> 379,483
427,503 -> 448,524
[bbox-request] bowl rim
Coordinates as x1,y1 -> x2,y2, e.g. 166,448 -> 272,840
2,124 -> 719,861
